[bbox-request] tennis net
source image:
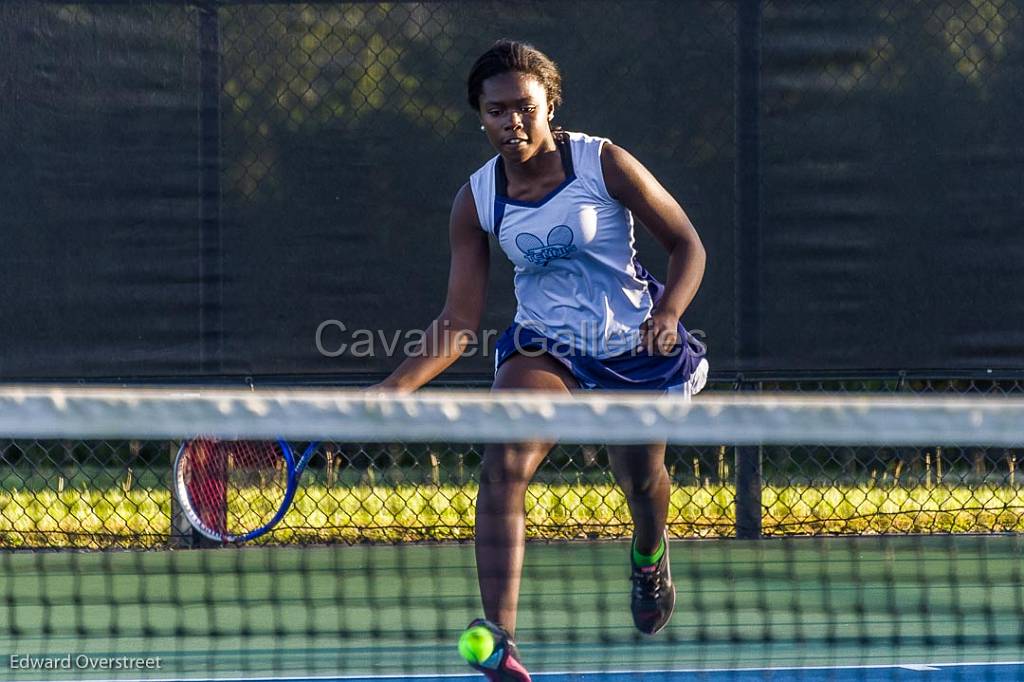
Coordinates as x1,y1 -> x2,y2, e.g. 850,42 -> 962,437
2,386 -> 1024,681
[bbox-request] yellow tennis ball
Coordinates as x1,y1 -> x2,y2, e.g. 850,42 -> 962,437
458,625 -> 495,664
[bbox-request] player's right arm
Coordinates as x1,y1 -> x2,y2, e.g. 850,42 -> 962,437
373,183 -> 490,393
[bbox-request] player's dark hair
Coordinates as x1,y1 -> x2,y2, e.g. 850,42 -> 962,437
466,40 -> 563,111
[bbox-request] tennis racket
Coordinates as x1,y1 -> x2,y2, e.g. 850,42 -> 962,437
173,438 -> 320,543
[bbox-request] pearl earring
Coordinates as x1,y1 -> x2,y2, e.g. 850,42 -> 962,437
480,125 -> 485,131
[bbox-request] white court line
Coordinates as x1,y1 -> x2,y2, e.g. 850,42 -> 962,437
5,674 -> 477,682
532,660 -> 1024,676
10,659 -> 1024,682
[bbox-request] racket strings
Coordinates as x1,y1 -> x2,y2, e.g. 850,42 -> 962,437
182,439 -> 229,533
233,442 -> 290,535
181,439 -> 290,538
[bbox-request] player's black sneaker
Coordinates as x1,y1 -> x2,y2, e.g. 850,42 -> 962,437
460,618 -> 532,681
629,532 -> 676,635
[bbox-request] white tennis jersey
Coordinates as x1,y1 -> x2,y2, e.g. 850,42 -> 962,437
469,132 -> 653,358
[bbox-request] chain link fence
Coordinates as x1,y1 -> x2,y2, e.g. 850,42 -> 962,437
14,1 -> 1021,378
3,376 -> 1024,549
2,0 -> 1022,547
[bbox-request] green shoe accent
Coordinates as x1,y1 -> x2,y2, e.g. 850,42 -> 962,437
632,537 -> 665,567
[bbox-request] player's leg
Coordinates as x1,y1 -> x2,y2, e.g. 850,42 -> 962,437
462,352 -> 576,681
607,443 -> 676,634
477,351 -> 577,634
608,443 -> 670,557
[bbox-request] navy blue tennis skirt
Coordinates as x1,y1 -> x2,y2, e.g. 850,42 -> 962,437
494,322 -> 706,392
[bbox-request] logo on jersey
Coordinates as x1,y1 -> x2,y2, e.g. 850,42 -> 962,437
515,225 -> 576,266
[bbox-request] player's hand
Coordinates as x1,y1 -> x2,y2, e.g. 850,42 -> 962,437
639,310 -> 680,356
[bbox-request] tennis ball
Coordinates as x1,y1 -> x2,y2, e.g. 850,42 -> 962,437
458,625 -> 495,664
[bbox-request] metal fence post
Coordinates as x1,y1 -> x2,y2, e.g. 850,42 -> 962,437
734,445 -> 763,538
169,1 -> 223,550
735,379 -> 763,539
734,0 -> 764,541
735,0 -> 762,368
198,0 -> 222,375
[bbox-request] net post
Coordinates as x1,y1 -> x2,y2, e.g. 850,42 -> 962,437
734,380 -> 764,539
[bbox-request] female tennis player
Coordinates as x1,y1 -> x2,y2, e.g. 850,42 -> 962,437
375,40 -> 707,681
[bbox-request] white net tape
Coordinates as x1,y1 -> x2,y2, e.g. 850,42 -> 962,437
0,386 -> 1021,445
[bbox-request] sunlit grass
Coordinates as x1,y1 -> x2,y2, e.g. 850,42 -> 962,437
1,482 -> 1022,548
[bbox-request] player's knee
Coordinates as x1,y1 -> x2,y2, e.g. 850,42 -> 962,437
612,464 -> 666,498
479,445 -> 542,489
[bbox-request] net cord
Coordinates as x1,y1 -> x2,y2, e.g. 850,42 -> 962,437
0,386 -> 1021,446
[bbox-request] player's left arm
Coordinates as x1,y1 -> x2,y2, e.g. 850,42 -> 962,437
601,142 -> 706,354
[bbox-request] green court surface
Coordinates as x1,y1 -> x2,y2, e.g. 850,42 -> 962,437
3,536 -> 1023,680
